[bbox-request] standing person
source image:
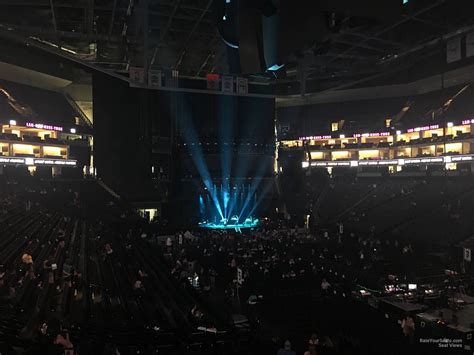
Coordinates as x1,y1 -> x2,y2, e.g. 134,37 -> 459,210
321,278 -> 331,295
401,314 -> 415,345
166,236 -> 173,249
54,330 -> 74,355
277,340 -> 296,355
338,222 -> 344,235
43,256 -> 55,284
62,259 -> 73,288
306,333 -> 319,354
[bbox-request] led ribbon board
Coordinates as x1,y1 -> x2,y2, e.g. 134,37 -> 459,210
302,154 -> 474,168
0,157 -> 77,166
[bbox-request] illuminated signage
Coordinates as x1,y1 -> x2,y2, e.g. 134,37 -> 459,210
0,157 -> 25,164
404,157 -> 443,164
26,122 -> 63,132
359,160 -> 398,166
407,125 -> 439,133
451,156 -> 474,162
302,154 -> 474,168
0,157 -> 76,166
299,135 -> 332,141
296,120 -> 474,144
300,132 -> 392,140
34,159 -> 76,166
353,132 -> 390,138
304,161 -> 352,167
327,161 -> 351,167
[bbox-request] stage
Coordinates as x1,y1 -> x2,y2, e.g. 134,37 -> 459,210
199,217 -> 259,231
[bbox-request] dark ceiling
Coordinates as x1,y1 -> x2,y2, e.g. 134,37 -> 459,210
0,0 -> 225,76
0,0 -> 473,95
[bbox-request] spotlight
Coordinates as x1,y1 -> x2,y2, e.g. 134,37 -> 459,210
9,120 -> 16,126
70,128 -> 77,134
396,130 -> 401,135
447,122 -> 454,128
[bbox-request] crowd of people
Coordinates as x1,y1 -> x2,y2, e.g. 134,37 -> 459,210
165,224 -> 422,300
0,176 -> 236,354
159,220 -> 428,354
152,173 -> 474,354
0,172 -> 472,354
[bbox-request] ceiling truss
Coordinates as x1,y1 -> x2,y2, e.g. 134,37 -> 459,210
0,0 -> 471,93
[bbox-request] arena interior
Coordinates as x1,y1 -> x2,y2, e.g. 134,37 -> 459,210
0,1 -> 474,354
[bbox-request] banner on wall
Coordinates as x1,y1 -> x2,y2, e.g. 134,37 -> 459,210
148,70 -> 162,88
447,37 -> 462,63
129,67 -> 145,85
221,76 -> 234,93
466,32 -> 474,57
206,73 -> 220,90
236,77 -> 249,95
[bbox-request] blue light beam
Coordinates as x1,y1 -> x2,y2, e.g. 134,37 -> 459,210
178,99 -> 224,220
238,159 -> 271,220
